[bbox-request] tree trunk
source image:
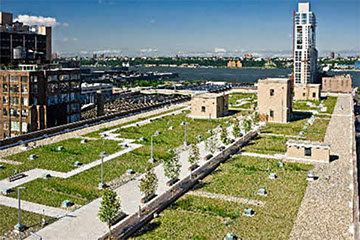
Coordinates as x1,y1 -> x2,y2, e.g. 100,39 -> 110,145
108,223 -> 112,240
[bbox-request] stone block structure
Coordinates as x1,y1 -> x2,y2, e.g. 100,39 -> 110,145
257,78 -> 292,123
286,140 -> 330,163
294,84 -> 321,101
190,93 -> 228,119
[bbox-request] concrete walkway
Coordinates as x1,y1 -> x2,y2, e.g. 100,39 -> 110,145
186,190 -> 265,206
289,94 -> 355,240
237,151 -> 285,160
26,119 -> 257,239
0,196 -> 68,218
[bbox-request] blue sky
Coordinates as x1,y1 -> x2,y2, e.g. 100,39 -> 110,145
2,0 -> 360,57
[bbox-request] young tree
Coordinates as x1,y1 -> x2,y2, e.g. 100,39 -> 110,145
98,188 -> 121,240
242,118 -> 252,134
163,151 -> 181,181
139,167 -> 158,198
205,135 -> 218,154
253,112 -> 260,123
220,124 -> 230,145
232,118 -> 242,138
188,144 -> 200,167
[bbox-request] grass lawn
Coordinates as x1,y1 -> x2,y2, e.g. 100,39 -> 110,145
229,93 -> 257,109
241,135 -> 292,155
323,96 -> 337,114
261,112 -> 311,136
303,119 -> 330,142
0,205 -> 54,237
0,163 -> 25,180
83,107 -> 185,138
4,112 -> 225,208
293,100 -> 320,111
228,93 -> 256,105
261,111 -> 330,143
4,138 -> 121,174
132,156 -> 312,240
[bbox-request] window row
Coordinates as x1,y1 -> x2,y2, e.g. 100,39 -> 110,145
3,120 -> 28,132
3,108 -> 28,117
2,84 -> 28,93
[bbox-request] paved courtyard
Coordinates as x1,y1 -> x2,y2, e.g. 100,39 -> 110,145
289,94 -> 355,240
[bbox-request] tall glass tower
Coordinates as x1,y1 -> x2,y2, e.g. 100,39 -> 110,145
293,2 -> 318,85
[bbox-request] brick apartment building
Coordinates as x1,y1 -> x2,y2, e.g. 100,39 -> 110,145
322,74 -> 352,93
0,11 -> 52,66
0,65 -> 81,139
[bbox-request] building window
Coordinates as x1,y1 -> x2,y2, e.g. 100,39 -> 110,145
10,76 -> 19,82
3,108 -> 8,116
10,108 -> 20,117
201,106 -> 206,112
305,147 -> 311,156
48,75 -> 58,82
21,109 -> 28,117
270,110 -> 274,118
11,121 -> 20,131
10,97 -> 20,106
3,76 -> 8,82
21,76 -> 28,83
3,120 -> 8,130
3,96 -> 8,104
21,97 -> 28,106
2,84 -> 7,93
31,76 -> 38,83
10,85 -> 19,93
270,89 -> 274,96
21,85 -> 28,93
312,92 -> 316,98
303,93 -> 306,97
22,122 -> 28,132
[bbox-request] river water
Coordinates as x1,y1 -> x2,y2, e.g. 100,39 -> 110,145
133,66 -> 360,87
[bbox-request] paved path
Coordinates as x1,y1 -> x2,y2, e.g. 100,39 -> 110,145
186,190 -> 265,206
237,151 -> 285,160
289,94 -> 355,240
26,118 -> 257,239
0,196 -> 68,218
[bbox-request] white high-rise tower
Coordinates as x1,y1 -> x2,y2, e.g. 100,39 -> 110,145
293,2 -> 318,85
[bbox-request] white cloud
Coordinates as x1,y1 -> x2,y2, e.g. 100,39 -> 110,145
149,18 -> 156,24
14,15 -> 68,27
56,37 -> 77,42
140,48 -> 158,53
214,48 -> 226,53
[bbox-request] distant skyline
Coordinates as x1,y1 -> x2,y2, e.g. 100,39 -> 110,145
2,0 -> 360,57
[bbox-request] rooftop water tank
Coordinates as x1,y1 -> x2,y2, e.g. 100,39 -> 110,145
13,46 -> 26,59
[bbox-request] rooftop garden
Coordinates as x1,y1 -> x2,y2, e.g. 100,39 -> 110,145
4,138 -> 120,174
131,156 -> 312,239
2,111 -> 225,208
